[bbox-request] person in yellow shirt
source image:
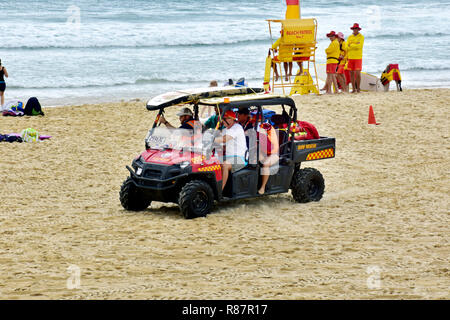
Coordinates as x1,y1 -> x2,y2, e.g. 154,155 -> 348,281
271,30 -> 293,82
347,23 -> 364,93
324,31 -> 340,94
336,32 -> 349,93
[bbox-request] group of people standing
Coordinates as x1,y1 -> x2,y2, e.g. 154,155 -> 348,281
324,23 -> 364,94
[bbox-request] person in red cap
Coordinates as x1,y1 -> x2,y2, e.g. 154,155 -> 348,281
324,31 -> 340,94
214,110 -> 247,191
347,23 -> 364,93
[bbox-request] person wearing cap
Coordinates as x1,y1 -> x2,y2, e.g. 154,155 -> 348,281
214,110 -> 247,191
237,107 -> 253,131
159,107 -> 196,129
336,32 -> 349,93
324,31 -> 340,94
347,23 -> 364,93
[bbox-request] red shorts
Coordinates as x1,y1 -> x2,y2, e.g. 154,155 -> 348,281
337,65 -> 345,74
347,59 -> 362,71
326,63 -> 338,74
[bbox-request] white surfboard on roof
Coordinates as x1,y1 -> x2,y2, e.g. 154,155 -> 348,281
146,87 -> 264,110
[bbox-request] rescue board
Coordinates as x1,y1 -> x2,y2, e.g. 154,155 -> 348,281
316,64 -> 383,92
147,87 -> 264,110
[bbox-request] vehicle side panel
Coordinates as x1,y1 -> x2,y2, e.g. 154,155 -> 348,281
293,137 -> 336,163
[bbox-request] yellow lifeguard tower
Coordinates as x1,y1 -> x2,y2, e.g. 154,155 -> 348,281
263,1 -> 319,95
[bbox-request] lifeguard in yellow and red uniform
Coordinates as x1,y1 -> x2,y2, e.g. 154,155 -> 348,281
381,64 -> 402,91
347,23 -> 365,93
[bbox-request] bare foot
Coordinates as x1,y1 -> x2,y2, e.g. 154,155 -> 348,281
258,189 -> 265,195
275,75 -> 279,82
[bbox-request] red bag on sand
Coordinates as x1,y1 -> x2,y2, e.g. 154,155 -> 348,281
295,121 -> 320,140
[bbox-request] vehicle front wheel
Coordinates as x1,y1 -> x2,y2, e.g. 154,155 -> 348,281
120,177 -> 151,211
179,180 -> 214,219
291,168 -> 325,203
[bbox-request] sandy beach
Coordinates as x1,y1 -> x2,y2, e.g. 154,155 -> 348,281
0,89 -> 448,299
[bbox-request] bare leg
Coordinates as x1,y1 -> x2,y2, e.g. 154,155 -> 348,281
330,74 -> 339,94
336,74 -> 348,93
297,62 -> 303,75
258,155 -> 279,194
350,71 -> 357,93
258,174 -> 270,195
356,70 -> 361,93
288,62 -> 293,77
325,74 -> 333,94
272,63 -> 279,82
336,74 -> 343,92
221,163 -> 232,191
0,92 -> 4,106
283,62 -> 289,81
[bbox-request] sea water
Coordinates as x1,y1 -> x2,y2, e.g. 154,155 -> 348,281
1,0 -> 449,105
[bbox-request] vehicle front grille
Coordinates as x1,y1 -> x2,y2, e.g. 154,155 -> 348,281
144,168 -> 162,179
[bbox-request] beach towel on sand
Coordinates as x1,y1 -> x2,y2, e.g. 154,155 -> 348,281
2,100 -> 25,116
0,131 -> 51,143
0,134 -> 23,143
20,128 -> 40,142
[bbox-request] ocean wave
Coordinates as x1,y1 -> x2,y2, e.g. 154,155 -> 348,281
3,30 -> 447,51
7,76 -> 261,90
400,66 -> 450,72
364,32 -> 448,40
1,38 -> 270,51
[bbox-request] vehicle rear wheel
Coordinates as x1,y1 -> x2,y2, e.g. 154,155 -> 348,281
120,177 -> 151,211
179,180 -> 214,219
291,168 -> 325,203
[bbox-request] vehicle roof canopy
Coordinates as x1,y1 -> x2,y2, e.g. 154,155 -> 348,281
146,87 -> 296,112
146,87 -> 264,111
198,93 -> 297,112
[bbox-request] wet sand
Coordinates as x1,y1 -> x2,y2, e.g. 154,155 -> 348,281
0,89 -> 448,299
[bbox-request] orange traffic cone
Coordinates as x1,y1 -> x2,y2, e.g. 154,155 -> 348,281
368,105 -> 380,125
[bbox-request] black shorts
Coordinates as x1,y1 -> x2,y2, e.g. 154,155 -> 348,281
0,83 -> 5,92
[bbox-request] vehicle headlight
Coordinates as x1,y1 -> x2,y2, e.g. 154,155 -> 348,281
179,161 -> 190,169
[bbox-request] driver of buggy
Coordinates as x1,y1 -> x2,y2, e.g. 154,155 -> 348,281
159,107 -> 197,130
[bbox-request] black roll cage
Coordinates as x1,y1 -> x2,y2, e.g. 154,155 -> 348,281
149,96 -> 298,163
